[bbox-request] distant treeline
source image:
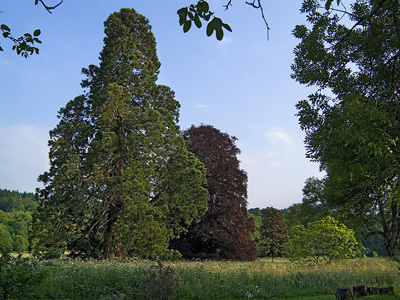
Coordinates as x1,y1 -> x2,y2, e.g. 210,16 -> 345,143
0,189 -> 36,212
0,188 -> 387,258
0,189 -> 36,252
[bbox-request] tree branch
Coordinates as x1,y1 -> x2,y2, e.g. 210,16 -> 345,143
223,0 -> 233,10
245,0 -> 270,39
36,0 -> 63,14
333,0 -> 388,49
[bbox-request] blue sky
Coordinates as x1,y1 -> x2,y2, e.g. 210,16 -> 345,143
0,0 -> 323,209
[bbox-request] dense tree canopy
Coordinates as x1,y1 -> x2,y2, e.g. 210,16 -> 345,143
32,8 -> 208,260
293,0 -> 400,255
0,190 -> 34,253
260,207 -> 289,260
170,125 -> 257,261
0,189 -> 36,213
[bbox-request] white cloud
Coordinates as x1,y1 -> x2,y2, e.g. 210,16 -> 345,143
265,127 -> 292,145
239,154 -> 260,166
261,127 -> 299,170
0,125 -> 49,192
194,104 -> 210,109
264,151 -> 277,159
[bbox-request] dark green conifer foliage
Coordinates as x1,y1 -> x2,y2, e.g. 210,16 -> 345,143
33,8 -> 208,260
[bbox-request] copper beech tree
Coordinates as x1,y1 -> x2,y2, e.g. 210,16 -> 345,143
170,125 -> 257,261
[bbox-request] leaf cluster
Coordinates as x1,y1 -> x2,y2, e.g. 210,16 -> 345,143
177,1 -> 232,40
0,24 -> 41,57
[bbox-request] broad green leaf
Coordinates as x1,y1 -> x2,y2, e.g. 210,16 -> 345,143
0,24 -> 11,32
33,29 -> 41,37
183,20 -> 192,33
325,0 -> 333,10
216,28 -> 223,41
206,21 -> 214,37
177,8 -> 188,26
213,17 -> 223,29
222,23 -> 232,32
194,14 -> 202,28
200,1 -> 210,13
188,11 -> 195,21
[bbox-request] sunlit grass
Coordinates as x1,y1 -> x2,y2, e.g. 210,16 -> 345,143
168,258 -> 399,299
6,257 -> 400,299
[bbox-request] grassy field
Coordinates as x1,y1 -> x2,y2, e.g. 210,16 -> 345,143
3,257 -> 400,299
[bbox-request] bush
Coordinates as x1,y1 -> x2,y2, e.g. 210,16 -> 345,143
0,252 -> 45,299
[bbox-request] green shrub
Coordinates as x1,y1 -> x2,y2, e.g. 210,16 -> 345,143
0,252 -> 45,299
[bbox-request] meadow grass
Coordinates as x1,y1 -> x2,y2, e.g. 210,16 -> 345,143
5,257 -> 400,299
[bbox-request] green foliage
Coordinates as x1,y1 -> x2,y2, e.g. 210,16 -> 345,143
1,0 -> 63,56
260,207 -> 289,260
33,8 -> 208,260
293,0 -> 400,256
0,252 -> 45,300
0,24 -> 41,57
178,0 -> 343,40
249,213 -> 269,257
0,224 -> 12,253
300,177 -> 331,224
286,216 -> 358,264
0,190 -> 34,252
177,1 -> 231,40
0,189 -> 36,212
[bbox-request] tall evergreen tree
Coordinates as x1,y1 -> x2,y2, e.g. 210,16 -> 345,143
32,8 -> 208,260
170,125 -> 257,261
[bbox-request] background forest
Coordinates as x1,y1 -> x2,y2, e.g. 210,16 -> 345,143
0,187 -> 386,260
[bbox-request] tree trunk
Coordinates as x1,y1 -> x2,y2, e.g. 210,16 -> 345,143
102,201 -> 121,259
378,198 -> 400,256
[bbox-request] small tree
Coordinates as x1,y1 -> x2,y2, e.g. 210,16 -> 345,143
248,213 -> 269,257
287,216 -> 357,264
260,207 -> 289,260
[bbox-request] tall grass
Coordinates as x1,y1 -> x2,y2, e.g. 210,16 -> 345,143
171,258 -> 399,299
4,257 -> 400,299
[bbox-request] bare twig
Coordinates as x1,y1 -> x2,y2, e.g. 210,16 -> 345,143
223,0 -> 233,10
37,0 -> 63,14
245,0 -> 270,39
